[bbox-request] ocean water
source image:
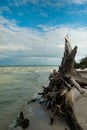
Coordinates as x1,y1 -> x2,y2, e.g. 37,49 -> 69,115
0,66 -> 57,128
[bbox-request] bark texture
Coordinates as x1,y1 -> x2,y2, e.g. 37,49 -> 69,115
38,35 -> 87,130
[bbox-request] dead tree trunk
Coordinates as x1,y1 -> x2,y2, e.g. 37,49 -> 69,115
59,35 -> 87,86
59,35 -> 77,74
38,35 -> 87,130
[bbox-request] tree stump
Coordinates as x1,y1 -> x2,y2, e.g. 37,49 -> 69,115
38,35 -> 87,130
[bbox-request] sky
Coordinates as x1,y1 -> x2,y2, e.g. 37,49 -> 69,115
0,0 -> 87,65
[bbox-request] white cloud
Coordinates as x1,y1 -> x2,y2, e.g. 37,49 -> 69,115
0,6 -> 11,14
0,45 -> 28,51
8,0 -> 39,7
7,0 -> 87,7
70,0 -> 87,4
0,16 -> 87,65
27,0 -> 87,7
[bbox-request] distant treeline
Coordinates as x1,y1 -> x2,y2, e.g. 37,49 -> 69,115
74,56 -> 87,69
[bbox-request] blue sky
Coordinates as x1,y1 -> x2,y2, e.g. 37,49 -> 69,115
0,0 -> 87,65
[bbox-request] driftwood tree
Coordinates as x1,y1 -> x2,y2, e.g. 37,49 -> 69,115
59,35 -> 87,87
59,35 -> 87,94
38,35 -> 87,130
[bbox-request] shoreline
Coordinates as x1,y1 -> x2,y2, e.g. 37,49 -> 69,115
8,89 -> 87,130
1,70 -> 87,130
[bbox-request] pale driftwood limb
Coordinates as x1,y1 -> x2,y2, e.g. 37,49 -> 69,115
75,77 -> 87,87
62,78 -> 71,89
72,72 -> 87,87
70,77 -> 84,95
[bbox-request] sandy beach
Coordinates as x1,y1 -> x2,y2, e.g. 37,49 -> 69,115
8,70 -> 87,130
20,92 -> 87,130
0,70 -> 86,130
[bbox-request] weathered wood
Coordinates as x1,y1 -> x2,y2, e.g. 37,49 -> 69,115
61,35 -> 87,86
59,35 -> 77,74
73,73 -> 87,87
65,104 -> 83,130
38,35 -> 86,130
70,77 -> 84,94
